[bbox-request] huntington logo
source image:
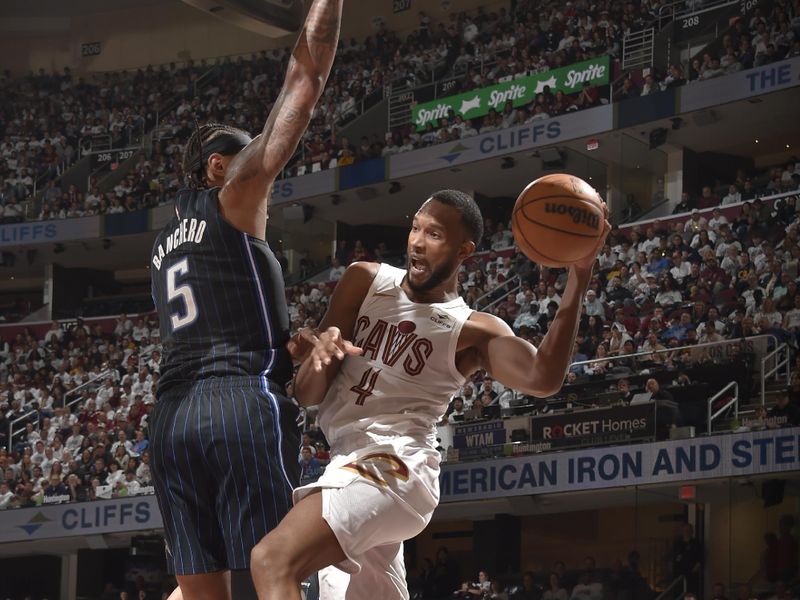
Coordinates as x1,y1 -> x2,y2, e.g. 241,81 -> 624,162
17,511 -> 52,536
412,56 -> 610,130
439,143 -> 470,164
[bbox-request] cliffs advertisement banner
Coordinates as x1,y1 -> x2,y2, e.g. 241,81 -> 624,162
411,56 -> 610,130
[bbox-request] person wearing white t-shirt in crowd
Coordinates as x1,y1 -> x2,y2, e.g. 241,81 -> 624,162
707,208 -> 729,232
597,244 -> 617,271
754,298 -> 784,328
328,256 -> 346,281
721,185 -> 742,205
114,313 -> 133,337
684,210 -> 708,234
111,430 -> 134,456
123,470 -> 141,496
538,286 -> 562,314
65,424 -> 84,457
638,227 -> 661,255
696,307 -> 726,336
0,482 -> 13,509
131,368 -> 152,398
490,222 -> 514,250
136,451 -> 152,485
716,229 -> 742,259
146,349 -> 161,374
131,319 -> 149,342
570,571 -> 603,600
698,321 -> 724,344
44,321 -> 64,344
584,289 -> 606,317
106,461 -> 125,488
782,294 -> 800,339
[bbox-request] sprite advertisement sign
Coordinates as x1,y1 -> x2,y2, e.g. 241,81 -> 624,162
411,56 -> 610,130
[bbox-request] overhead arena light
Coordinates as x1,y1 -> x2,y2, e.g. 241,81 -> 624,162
181,0 -> 305,37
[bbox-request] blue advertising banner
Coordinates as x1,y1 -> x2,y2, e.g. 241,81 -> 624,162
389,104 -> 613,180
440,427 -> 800,503
453,420 -> 507,450
0,495 -> 162,543
0,217 -> 101,248
270,169 -> 336,206
679,57 -> 800,113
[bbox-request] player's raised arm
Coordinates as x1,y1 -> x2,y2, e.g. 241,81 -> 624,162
218,0 -> 343,237
465,221 -> 610,397
292,261 -> 378,406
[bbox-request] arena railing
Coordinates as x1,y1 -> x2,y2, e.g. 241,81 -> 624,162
761,343 -> 791,402
565,334 -> 778,403
8,407 -> 41,452
63,367 -> 116,412
656,0 -> 741,30
654,575 -> 687,600
619,188 -> 798,230
471,275 -> 520,311
707,380 -> 739,435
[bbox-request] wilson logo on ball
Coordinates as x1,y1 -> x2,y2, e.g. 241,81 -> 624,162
544,203 -> 600,230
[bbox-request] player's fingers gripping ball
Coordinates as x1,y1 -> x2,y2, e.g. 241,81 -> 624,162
512,173 -> 607,268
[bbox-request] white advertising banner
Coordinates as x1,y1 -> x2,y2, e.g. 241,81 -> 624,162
389,104 -> 613,180
440,427 -> 800,503
0,495 -> 163,543
680,57 -> 800,113
0,217 -> 101,248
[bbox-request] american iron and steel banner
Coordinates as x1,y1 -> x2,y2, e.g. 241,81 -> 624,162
440,427 -> 800,502
411,56 -> 611,130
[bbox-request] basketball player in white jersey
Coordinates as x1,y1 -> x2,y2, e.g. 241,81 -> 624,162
250,189 -> 610,600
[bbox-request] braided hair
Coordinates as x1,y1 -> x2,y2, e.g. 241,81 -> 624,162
182,122 -> 252,189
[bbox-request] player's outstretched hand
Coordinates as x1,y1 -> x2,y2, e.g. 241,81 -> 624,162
571,198 -> 611,275
309,327 -> 362,372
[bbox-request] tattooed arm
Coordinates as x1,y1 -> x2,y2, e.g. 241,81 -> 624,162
218,0 -> 343,238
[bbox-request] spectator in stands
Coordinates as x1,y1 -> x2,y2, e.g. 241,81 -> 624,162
570,570 -> 603,600
673,523 -> 703,596
543,573 -> 568,600
760,393 -> 800,427
457,570 -> 492,598
721,185 -> 743,206
712,582 -> 729,600
673,192 -> 694,214
43,473 -> 68,498
299,446 -> 322,479
329,257 -> 346,281
445,397 -> 467,423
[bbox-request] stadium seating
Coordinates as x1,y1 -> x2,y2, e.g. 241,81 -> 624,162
1,0 -> 799,513
7,0 -> 787,222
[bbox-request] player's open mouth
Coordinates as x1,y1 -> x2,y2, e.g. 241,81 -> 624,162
410,257 -> 428,275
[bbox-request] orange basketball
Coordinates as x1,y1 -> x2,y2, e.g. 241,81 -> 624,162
511,173 -> 606,268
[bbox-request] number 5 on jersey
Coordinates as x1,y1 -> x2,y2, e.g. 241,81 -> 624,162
351,367 -> 381,405
166,258 -> 198,331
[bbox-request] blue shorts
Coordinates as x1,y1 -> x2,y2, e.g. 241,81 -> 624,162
149,376 -> 300,575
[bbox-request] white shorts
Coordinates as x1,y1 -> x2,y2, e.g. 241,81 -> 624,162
293,442 -> 441,600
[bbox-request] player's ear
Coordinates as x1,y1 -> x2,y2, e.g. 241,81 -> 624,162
458,239 -> 476,261
206,153 -> 226,182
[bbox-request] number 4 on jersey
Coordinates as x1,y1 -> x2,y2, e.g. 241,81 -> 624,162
351,367 -> 381,405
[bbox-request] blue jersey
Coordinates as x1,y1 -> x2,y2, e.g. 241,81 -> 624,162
150,187 -> 292,395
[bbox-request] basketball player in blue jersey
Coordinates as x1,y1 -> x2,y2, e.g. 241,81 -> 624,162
249,190 -> 610,600
148,2 -> 343,599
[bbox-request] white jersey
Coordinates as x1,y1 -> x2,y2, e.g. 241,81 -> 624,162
318,263 -> 472,449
